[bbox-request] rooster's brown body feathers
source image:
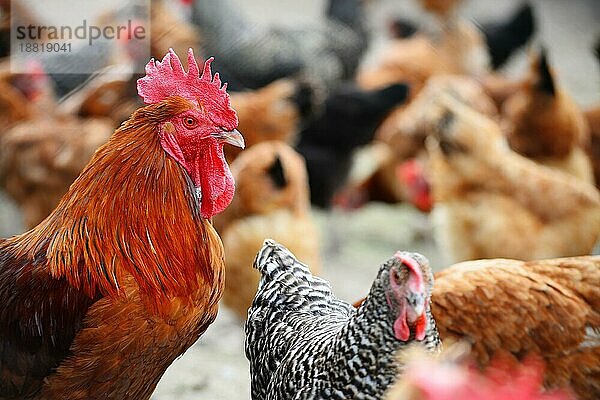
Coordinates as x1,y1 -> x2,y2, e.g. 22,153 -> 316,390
0,98 -> 226,399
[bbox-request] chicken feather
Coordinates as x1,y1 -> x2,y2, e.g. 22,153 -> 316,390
432,257 -> 600,399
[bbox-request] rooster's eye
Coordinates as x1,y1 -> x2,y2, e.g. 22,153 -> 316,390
183,116 -> 198,129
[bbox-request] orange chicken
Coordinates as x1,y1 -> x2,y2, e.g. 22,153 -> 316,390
0,116 -> 114,228
355,75 -> 498,206
0,49 -> 244,399
214,141 -> 320,318
227,79 -> 306,162
503,50 -> 593,183
425,93 -> 600,262
431,256 -> 600,400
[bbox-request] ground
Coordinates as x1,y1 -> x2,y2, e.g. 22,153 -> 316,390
0,0 -> 598,399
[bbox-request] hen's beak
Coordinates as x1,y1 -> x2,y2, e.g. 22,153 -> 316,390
212,129 -> 245,149
406,291 -> 425,320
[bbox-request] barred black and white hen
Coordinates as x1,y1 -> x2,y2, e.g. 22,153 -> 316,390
245,240 -> 440,400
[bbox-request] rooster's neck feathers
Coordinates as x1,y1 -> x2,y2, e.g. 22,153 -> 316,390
15,109 -> 217,312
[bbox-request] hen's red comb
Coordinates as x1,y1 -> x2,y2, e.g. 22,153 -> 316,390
395,252 -> 424,293
137,48 -> 228,105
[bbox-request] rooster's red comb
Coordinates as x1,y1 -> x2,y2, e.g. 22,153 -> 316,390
137,48 -> 228,105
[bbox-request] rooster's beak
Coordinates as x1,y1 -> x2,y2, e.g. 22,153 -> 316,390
212,129 -> 245,149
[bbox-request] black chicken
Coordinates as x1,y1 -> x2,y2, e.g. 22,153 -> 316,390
296,82 -> 410,208
480,2 -> 536,69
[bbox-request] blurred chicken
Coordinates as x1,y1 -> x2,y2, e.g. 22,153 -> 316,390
358,2 -> 534,91
587,37 -> 600,187
386,344 -> 573,400
0,71 -> 31,128
29,1 -> 152,98
430,256 -> 600,400
377,75 -> 498,160
214,141 -> 320,318
58,65 -> 139,126
425,94 -> 600,262
0,0 -> 48,59
150,0 -> 201,61
297,82 -> 410,207
588,105 -> 600,187
351,75 -> 497,207
192,0 -> 369,93
0,60 -> 56,129
503,49 -> 593,183
0,2 -> 8,58
58,0 -> 203,127
359,0 -> 484,92
479,2 -> 536,70
227,79 -> 313,162
40,0 -> 198,99
0,116 -> 113,228
357,34 -> 441,93
394,158 -> 433,212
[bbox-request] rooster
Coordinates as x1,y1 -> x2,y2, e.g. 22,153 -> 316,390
245,240 -> 440,399
0,49 -> 244,399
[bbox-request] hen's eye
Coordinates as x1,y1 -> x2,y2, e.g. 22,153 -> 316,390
391,269 -> 400,283
183,116 -> 198,129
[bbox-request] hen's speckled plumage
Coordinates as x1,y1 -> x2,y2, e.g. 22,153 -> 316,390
245,240 -> 440,400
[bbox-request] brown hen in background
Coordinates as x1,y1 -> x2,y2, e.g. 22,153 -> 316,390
215,141 -> 320,318
503,49 -> 593,182
425,94 -> 600,262
431,256 -> 600,400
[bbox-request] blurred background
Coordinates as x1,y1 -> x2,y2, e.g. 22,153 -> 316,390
0,0 -> 598,399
